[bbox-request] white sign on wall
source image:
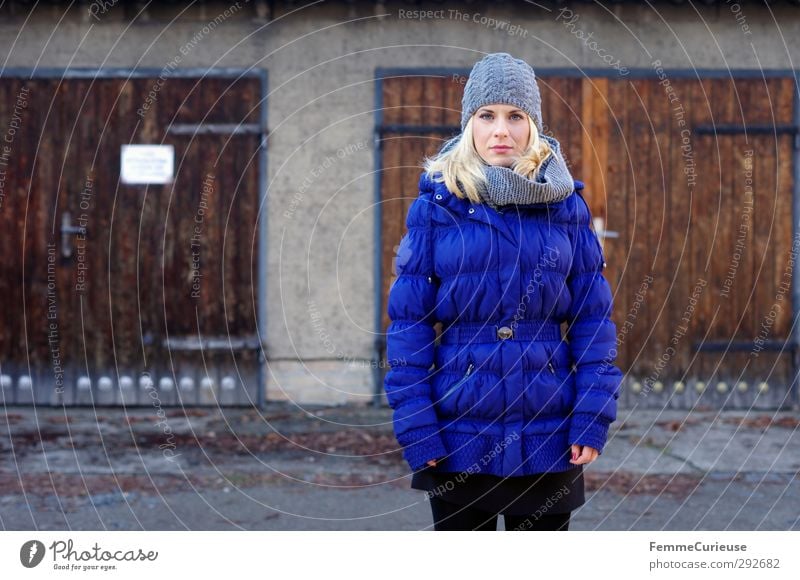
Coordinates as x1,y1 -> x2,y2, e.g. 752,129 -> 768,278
120,145 -> 174,184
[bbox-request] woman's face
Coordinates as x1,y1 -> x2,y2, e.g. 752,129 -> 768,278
471,104 -> 531,167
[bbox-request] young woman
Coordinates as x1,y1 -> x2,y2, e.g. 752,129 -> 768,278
384,53 -> 622,531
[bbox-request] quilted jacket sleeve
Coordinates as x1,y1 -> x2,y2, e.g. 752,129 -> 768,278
565,190 -> 623,455
384,192 -> 447,471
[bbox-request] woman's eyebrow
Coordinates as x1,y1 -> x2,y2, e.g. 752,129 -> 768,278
479,108 -> 524,114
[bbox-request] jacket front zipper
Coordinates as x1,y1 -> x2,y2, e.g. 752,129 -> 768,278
442,362 -> 475,399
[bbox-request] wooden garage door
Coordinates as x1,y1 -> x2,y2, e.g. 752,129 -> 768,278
0,74 -> 264,406
377,70 -> 796,410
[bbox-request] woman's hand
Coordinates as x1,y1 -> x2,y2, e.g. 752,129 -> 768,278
569,444 -> 598,465
426,459 -> 438,467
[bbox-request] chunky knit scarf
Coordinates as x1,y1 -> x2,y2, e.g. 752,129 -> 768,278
437,133 -> 575,209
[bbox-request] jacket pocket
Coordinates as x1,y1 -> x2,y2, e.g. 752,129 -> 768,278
442,361 -> 475,399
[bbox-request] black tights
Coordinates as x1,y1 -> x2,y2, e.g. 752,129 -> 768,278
429,496 -> 570,531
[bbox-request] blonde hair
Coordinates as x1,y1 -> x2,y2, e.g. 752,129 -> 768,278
422,113 -> 552,204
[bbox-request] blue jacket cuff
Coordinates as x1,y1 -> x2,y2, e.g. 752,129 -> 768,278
399,424 -> 448,471
568,412 -> 610,455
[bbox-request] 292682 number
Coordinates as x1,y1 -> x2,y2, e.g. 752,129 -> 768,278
736,558 -> 780,568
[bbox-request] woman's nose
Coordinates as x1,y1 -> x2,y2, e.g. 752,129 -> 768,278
493,122 -> 508,137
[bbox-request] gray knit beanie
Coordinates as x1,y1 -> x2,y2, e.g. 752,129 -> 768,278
461,52 -> 543,134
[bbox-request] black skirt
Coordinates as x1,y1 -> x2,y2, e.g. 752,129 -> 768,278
411,464 -> 585,516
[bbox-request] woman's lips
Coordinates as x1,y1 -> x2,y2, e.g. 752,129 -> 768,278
491,146 -> 512,152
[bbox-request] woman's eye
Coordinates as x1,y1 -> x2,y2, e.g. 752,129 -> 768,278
479,113 -> 493,120
510,113 -> 523,120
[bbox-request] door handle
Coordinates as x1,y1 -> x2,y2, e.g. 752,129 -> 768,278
592,216 -> 619,239
61,211 -> 86,258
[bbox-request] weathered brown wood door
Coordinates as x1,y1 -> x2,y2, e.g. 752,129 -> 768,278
377,70 -> 796,410
0,73 -> 264,406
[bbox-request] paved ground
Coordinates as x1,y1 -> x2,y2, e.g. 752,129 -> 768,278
1,404 -> 798,530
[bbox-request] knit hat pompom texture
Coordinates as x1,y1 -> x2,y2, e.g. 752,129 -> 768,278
461,52 -> 543,133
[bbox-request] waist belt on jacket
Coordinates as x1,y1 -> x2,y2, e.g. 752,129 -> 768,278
439,320 -> 562,344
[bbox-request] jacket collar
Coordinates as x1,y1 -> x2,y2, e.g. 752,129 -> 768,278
424,172 -> 585,242
426,174 -> 512,242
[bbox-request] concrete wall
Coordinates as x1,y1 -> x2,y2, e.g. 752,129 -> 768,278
2,0 -> 798,403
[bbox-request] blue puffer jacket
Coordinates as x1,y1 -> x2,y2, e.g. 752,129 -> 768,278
384,170 -> 623,476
